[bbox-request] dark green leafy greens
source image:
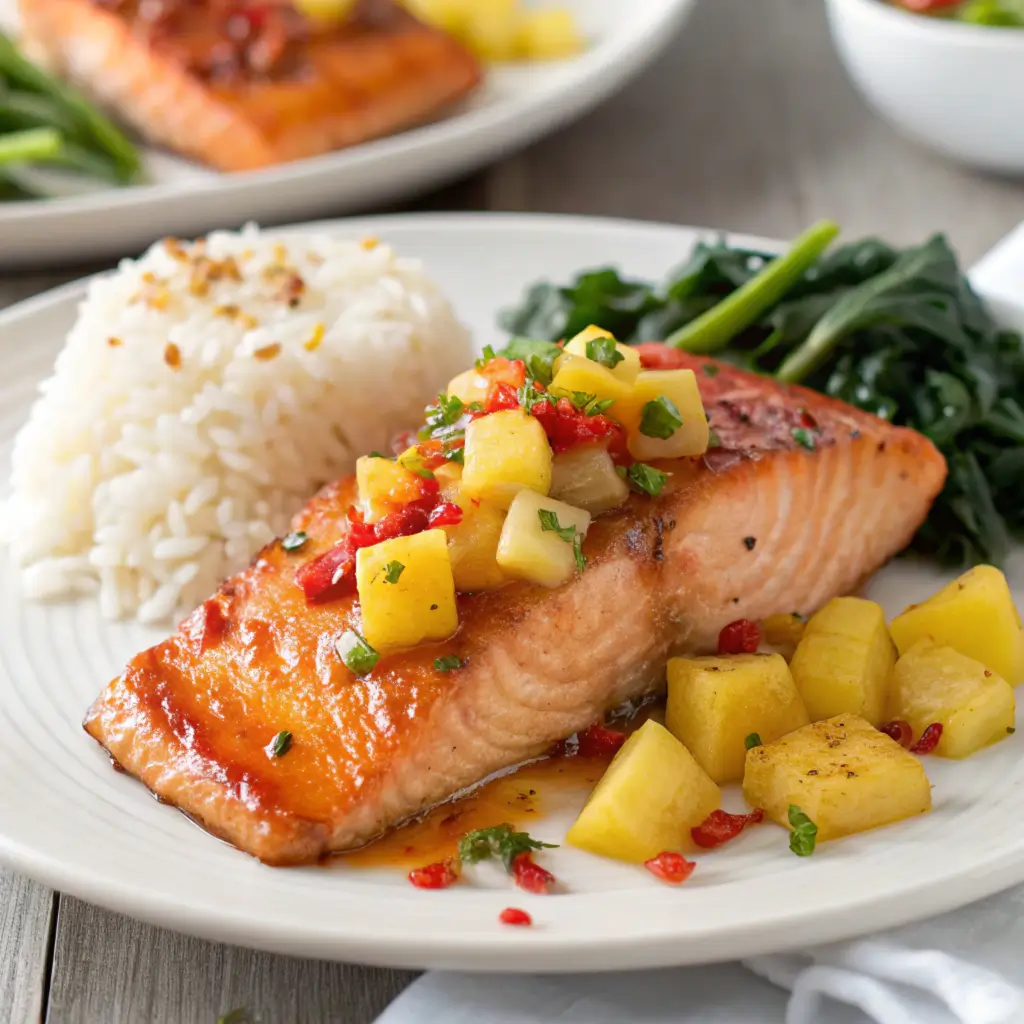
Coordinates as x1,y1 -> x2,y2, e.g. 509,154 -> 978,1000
501,230 -> 1024,567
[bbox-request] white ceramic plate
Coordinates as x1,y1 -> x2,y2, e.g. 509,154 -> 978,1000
0,0 -> 695,267
1,213 -> 1023,973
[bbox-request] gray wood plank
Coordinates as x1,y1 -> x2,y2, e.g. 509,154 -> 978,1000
496,0 -> 1024,263
46,897 -> 415,1024
0,869 -> 56,1024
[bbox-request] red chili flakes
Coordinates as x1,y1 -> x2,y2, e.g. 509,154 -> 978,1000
498,907 -> 532,927
717,619 -> 760,655
879,720 -> 913,748
643,851 -> 695,885
511,852 -> 555,895
691,808 -> 764,849
164,342 -> 182,368
576,723 -> 627,759
910,723 -> 943,755
408,859 -> 460,890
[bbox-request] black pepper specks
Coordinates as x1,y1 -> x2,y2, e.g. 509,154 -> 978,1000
743,536 -> 756,551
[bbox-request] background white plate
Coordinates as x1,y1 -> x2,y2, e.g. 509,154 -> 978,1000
0,0 -> 696,266
1,213 -> 1022,973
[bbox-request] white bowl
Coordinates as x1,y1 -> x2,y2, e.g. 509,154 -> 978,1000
825,0 -> 1024,175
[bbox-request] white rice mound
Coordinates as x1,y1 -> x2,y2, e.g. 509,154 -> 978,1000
1,225 -> 471,623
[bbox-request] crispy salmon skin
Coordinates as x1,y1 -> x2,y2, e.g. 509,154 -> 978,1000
17,0 -> 482,172
84,353 -> 946,864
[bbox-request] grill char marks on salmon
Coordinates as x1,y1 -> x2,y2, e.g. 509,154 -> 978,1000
17,0 -> 482,172
84,354 -> 947,864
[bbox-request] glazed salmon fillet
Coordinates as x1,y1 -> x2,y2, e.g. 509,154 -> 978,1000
17,0 -> 482,172
84,352 -> 947,864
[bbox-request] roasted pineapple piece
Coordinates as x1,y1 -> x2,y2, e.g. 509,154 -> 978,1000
442,483 -> 506,592
890,640 -> 1016,759
763,613 -> 807,657
890,565 -> 1024,686
549,443 -> 629,515
626,369 -> 710,462
462,408 -> 552,510
562,326 -> 641,384
666,653 -> 810,783
496,489 -> 590,589
789,597 -> 895,726
743,715 -> 932,842
355,529 -> 458,652
355,454 -> 424,523
566,720 -> 721,862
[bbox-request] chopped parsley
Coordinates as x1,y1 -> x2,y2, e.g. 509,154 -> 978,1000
398,448 -> 436,480
626,462 -> 668,497
586,397 -> 616,417
639,396 -> 683,439
434,655 -> 463,673
281,531 -> 308,552
500,337 -> 562,386
562,390 -> 617,417
442,442 -> 465,465
538,508 -> 577,543
336,630 -> 379,677
573,534 -> 586,574
368,450 -> 387,459
703,364 -> 720,377
475,344 -> 497,368
744,733 -> 763,750
267,730 -> 292,758
788,805 -> 818,856
707,428 -> 723,448
422,392 -> 465,440
586,336 -> 624,370
457,823 -> 558,872
517,379 -> 552,413
381,560 -> 405,584
792,427 -> 817,451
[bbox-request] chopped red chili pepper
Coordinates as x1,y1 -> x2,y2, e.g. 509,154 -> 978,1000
408,859 -> 460,890
428,502 -> 463,528
478,356 -> 526,390
531,396 -> 629,463
644,851 -> 695,885
511,852 -> 556,895
417,437 -> 465,470
576,723 -> 628,759
797,408 -> 818,430
879,720 -> 913,748
910,723 -> 943,755
691,808 -> 764,849
295,542 -> 357,604
498,907 -> 532,926
717,619 -> 761,655
481,381 -> 521,415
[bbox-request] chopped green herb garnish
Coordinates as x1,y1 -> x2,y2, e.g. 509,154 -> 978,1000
744,733 -> 762,750
567,390 -> 597,411
434,655 -> 463,672
267,730 -> 292,758
398,449 -> 436,480
423,392 -> 465,437
336,630 -> 379,677
586,397 -> 616,417
466,401 -> 484,413
703,364 -> 720,377
368,451 -> 387,459
476,344 -> 497,368
517,379 -> 552,413
640,395 -> 683,439
382,560 -> 405,584
573,534 -> 586,574
586,336 -> 624,369
442,443 -> 465,465
792,427 -> 817,451
527,354 -> 554,386
538,508 -> 577,543
626,462 -> 668,497
788,805 -> 818,856
457,823 -> 558,872
281,531 -> 308,552
707,428 -> 722,448
500,337 -> 563,386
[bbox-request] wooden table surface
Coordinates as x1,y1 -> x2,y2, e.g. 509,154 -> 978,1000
2,1 -> 1023,1021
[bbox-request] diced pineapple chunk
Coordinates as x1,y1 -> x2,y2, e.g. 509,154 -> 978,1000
666,653 -> 810,784
626,369 -> 709,462
403,0 -> 467,34
496,489 -> 589,588
434,461 -> 463,493
356,455 -> 423,523
763,613 -> 807,657
549,355 -> 636,429
518,7 -> 584,60
562,327 -> 641,385
446,367 -> 488,405
464,2 -> 520,61
890,641 -> 1016,759
442,484 -> 506,592
890,566 -> 1024,686
355,530 -> 458,652
789,597 -> 894,726
743,715 -> 932,842
549,444 -> 629,515
566,720 -> 721,862
462,409 -> 552,510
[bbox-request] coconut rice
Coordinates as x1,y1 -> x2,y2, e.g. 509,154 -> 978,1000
0,225 -> 471,622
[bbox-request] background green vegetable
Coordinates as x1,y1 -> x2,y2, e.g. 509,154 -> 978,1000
500,230 -> 1024,568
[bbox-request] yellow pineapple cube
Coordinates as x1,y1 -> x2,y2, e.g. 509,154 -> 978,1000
890,640 -> 1016,759
355,530 -> 458,652
549,443 -> 629,515
403,0 -> 468,34
789,597 -> 895,726
356,454 -> 423,523
442,483 -> 506,592
626,369 -> 709,462
890,565 -> 1024,686
496,488 -> 589,588
549,355 -> 636,429
562,326 -> 641,385
763,613 -> 807,658
462,409 -> 552,510
743,715 -> 932,842
464,2 -> 521,61
566,720 -> 721,862
518,7 -> 584,60
666,653 -> 810,783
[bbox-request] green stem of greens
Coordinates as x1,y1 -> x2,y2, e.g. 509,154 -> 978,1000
667,220 -> 840,353
0,126 -> 62,164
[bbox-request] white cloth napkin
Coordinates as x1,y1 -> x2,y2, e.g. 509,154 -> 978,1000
377,226 -> 1024,1024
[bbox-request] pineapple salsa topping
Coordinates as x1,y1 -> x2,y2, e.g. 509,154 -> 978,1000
288,325 -> 711,671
